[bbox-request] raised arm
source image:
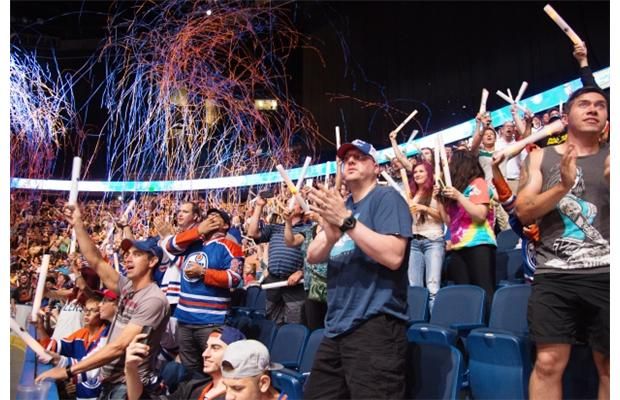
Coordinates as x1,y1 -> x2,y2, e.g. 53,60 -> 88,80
247,196 -> 266,240
573,41 -> 599,88
470,113 -> 491,157
389,130 -> 414,172
66,205 -> 119,291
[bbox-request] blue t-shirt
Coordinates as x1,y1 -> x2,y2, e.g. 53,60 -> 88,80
325,185 -> 413,338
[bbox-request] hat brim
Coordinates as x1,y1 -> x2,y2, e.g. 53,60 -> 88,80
336,143 -> 359,159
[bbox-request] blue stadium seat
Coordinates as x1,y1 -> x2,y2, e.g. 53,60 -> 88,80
466,284 -> 532,399
231,285 -> 263,318
270,324 -> 309,369
407,286 -> 429,325
407,342 -> 465,400
272,369 -> 304,400
496,248 -> 525,287
407,285 -> 486,346
250,288 -> 267,319
255,319 -> 277,351
275,328 -> 325,399
496,228 -> 520,250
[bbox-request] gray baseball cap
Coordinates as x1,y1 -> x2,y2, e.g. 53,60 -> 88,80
221,340 -> 283,378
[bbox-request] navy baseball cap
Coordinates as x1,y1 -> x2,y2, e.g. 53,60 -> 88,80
206,208 -> 231,228
120,237 -> 163,265
337,139 -> 378,163
211,325 -> 246,345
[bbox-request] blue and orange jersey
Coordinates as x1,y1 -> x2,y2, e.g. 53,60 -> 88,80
165,228 -> 243,325
44,324 -> 110,399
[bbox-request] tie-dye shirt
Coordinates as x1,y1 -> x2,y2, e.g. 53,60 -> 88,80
447,177 -> 496,250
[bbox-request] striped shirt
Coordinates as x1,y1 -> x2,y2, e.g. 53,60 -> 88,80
255,223 -> 309,278
165,228 -> 243,325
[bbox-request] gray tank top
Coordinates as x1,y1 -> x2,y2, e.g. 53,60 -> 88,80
536,143 -> 609,274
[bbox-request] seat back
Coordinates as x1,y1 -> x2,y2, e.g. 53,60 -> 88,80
496,248 -> 524,285
407,286 -> 429,324
496,228 -> 519,250
430,285 -> 486,328
253,288 -> 266,313
245,285 -> 262,308
299,329 -> 324,374
407,343 -> 464,400
272,370 -> 304,400
270,324 -> 309,369
255,319 -> 277,351
467,333 -> 532,399
488,284 -> 531,334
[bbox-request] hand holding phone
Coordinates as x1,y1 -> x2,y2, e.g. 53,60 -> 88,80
138,326 -> 153,345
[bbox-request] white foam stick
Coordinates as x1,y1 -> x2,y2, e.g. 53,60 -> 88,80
262,279 -> 304,290
101,222 -> 115,249
69,228 -> 77,254
479,88 -> 489,114
335,126 -> 341,150
380,171 -> 407,201
438,134 -> 452,187
408,130 -> 419,143
507,88 -> 514,102
392,109 -> 418,136
559,101 -> 563,114
496,90 -> 529,114
294,157 -> 312,191
113,252 -> 120,272
121,199 -> 136,221
543,4 -> 583,45
31,254 -> 50,323
68,157 -> 82,205
514,81 -> 529,103
434,137 -> 441,185
275,164 -> 310,212
495,119 -> 566,160
10,318 -> 52,363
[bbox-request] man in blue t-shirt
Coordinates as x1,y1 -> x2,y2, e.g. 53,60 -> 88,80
304,139 -> 413,399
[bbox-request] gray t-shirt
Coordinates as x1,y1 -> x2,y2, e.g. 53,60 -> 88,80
101,275 -> 170,385
536,143 -> 609,274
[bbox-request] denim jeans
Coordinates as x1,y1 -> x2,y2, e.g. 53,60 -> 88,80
408,236 -> 445,310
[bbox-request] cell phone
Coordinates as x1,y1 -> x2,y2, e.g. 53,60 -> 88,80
138,326 -> 153,345
259,190 -> 274,199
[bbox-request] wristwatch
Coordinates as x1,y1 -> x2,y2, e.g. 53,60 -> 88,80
339,214 -> 357,233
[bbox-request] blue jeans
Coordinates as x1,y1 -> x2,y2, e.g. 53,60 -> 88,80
408,236 -> 445,310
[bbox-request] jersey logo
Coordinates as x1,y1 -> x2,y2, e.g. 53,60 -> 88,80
183,252 -> 209,283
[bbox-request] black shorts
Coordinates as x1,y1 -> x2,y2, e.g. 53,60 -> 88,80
528,272 -> 609,355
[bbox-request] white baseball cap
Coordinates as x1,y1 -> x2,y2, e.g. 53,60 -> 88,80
221,340 -> 283,378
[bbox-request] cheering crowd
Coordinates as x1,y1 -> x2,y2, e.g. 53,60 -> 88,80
10,41 -> 609,400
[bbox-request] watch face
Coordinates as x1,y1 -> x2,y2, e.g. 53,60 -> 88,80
340,216 -> 356,232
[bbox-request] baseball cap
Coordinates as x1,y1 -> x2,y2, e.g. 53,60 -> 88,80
206,208 -> 231,228
101,289 -> 118,301
221,340 -> 283,379
337,139 -> 378,163
120,237 -> 163,265
211,325 -> 246,345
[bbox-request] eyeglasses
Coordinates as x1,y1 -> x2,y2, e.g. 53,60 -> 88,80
83,308 -> 100,315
